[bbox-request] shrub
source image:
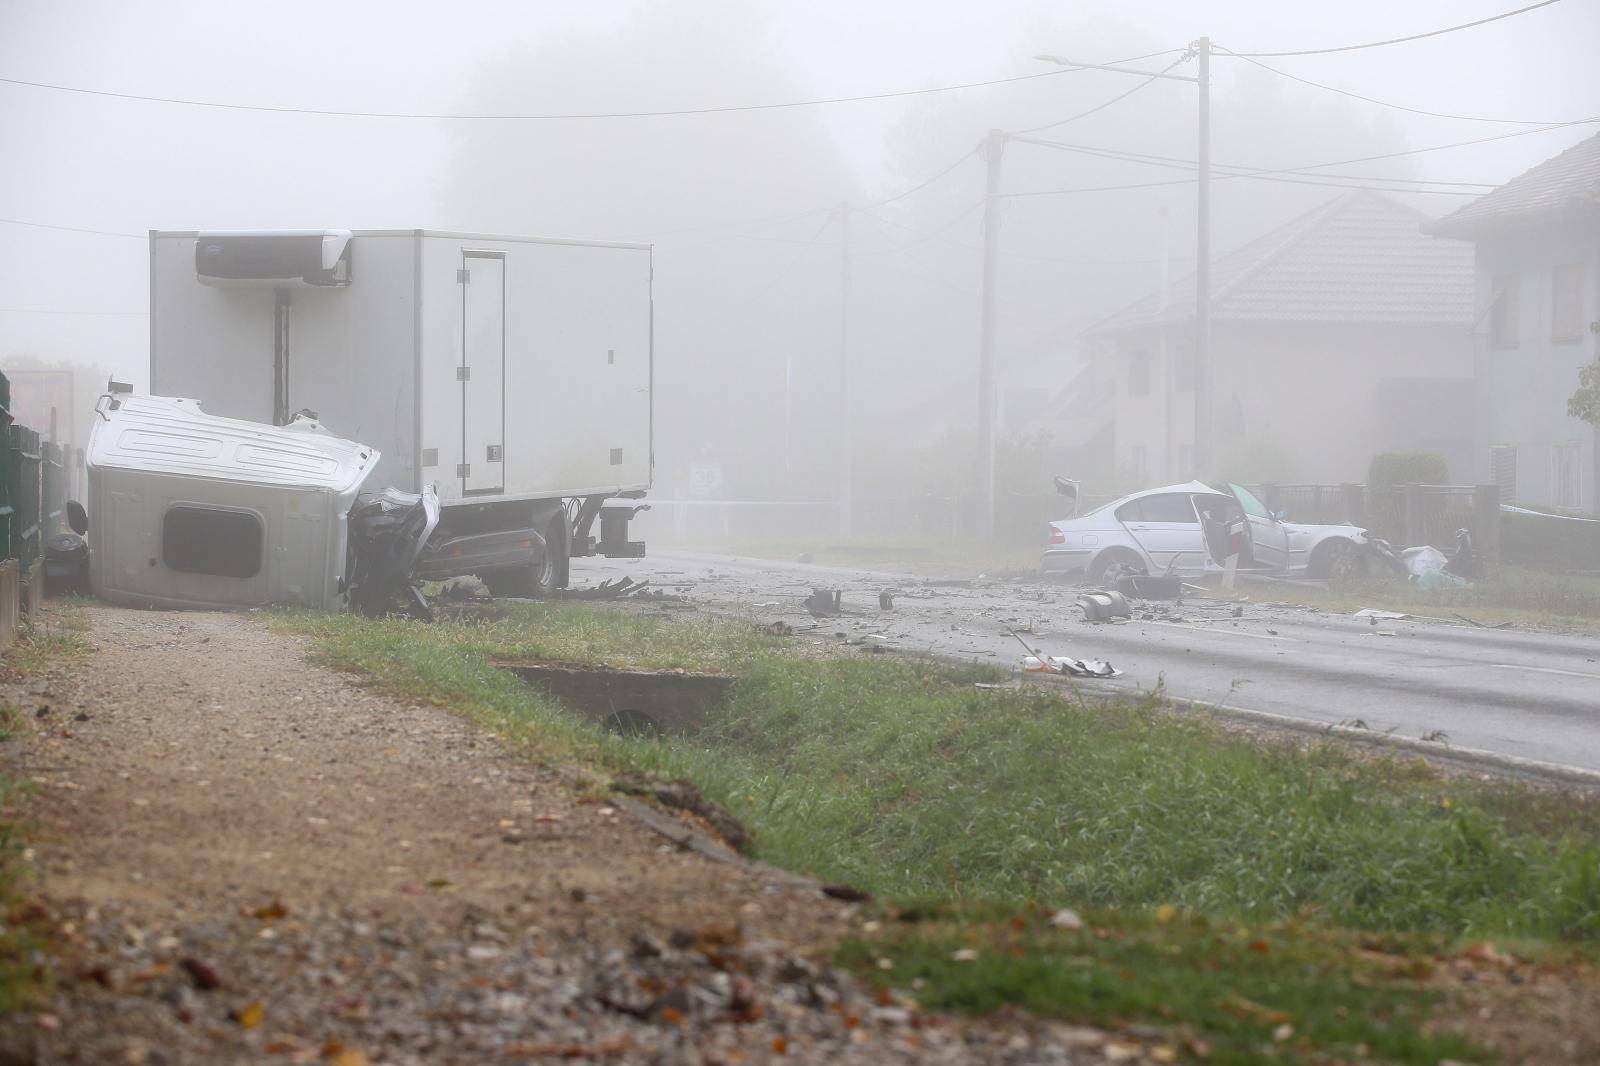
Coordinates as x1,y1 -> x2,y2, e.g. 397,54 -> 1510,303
1369,452 -> 1448,491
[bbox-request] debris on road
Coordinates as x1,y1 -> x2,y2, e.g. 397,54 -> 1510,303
1077,591 -> 1132,623
1116,574 -> 1183,600
879,590 -> 895,610
803,589 -> 843,616
1007,628 -> 1122,678
555,576 -> 652,601
1452,612 -> 1512,630
1023,654 -> 1122,679
1354,608 -> 1409,621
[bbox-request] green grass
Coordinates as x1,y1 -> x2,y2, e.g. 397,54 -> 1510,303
840,906 -> 1486,1065
274,601 -> 1600,1058
277,602 -> 1600,941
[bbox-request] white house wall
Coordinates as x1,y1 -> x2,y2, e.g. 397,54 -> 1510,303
1469,225 -> 1600,512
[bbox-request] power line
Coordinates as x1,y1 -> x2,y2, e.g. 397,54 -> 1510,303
1014,137 -> 1500,187
737,214 -> 838,306
1004,119 -> 1598,199
856,199 -> 986,257
1228,0 -> 1567,58
0,216 -> 142,238
1216,47 -> 1585,125
0,307 -> 145,315
1009,55 -> 1191,137
860,148 -> 979,210
0,61 -> 1133,122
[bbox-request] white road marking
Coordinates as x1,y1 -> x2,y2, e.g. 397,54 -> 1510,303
1492,664 -> 1600,681
1143,621 -> 1296,643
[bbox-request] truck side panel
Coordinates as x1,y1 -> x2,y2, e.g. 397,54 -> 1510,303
418,237 -> 651,506
149,233 -> 419,492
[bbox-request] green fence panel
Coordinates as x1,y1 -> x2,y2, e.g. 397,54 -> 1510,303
7,425 -> 40,570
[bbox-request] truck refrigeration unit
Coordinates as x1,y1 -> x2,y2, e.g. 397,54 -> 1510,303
148,229 -> 652,595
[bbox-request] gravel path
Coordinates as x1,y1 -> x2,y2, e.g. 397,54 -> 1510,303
0,606 -> 1139,1065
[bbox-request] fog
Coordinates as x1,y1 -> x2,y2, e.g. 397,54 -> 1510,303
3,0 -> 1596,539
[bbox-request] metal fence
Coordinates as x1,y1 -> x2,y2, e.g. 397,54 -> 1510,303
0,370 -> 69,643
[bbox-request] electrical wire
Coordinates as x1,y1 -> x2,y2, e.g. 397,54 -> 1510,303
1013,137 -> 1500,188
1009,55 -> 1191,137
1004,119 -> 1598,199
1227,0 -> 1567,57
1215,46 -> 1585,125
0,216 -> 142,238
735,213 -> 838,306
855,199 -> 986,257
0,307 -> 145,315
860,148 -> 980,210
0,61 -> 1132,122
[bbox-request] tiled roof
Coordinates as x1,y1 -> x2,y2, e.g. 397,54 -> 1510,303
1428,131 -> 1600,237
1085,190 -> 1474,336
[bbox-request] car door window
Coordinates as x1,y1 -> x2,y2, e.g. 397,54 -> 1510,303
1229,483 -> 1271,519
1139,493 -> 1198,524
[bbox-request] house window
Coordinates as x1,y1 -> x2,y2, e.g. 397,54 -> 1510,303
1172,343 -> 1195,392
1552,441 -> 1582,511
1552,264 -> 1584,344
162,506 -> 264,578
1490,275 -> 1519,349
1129,445 -> 1148,483
1128,351 -> 1152,396
1490,444 -> 1517,505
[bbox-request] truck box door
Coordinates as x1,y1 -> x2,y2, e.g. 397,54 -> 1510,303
460,253 -> 505,495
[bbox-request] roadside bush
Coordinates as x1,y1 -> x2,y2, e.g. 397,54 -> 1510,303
1368,452 -> 1449,491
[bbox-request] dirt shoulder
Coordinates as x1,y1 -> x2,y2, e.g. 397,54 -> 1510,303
0,606 -> 1131,1064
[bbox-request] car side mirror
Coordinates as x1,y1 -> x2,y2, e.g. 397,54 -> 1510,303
67,500 -> 88,536
1272,510 -> 1287,523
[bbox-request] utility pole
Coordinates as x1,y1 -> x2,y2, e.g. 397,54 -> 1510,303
976,129 -> 1006,542
837,201 -> 853,537
1194,36 -> 1213,478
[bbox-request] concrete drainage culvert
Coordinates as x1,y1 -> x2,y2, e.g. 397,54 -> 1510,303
495,660 -> 734,737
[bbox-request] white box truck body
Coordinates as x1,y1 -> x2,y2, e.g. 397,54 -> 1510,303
148,229 -> 653,591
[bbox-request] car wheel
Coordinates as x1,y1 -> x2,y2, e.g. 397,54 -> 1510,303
1088,548 -> 1146,586
483,517 -> 570,598
1308,538 -> 1366,580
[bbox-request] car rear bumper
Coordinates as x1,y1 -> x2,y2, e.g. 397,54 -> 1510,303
1041,548 -> 1093,574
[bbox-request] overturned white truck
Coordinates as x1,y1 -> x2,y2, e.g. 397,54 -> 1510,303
145,229 -> 652,601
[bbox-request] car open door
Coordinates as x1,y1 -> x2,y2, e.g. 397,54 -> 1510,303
1229,483 -> 1290,570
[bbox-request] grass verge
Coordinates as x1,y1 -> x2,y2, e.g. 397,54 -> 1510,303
840,905 -> 1488,1065
274,601 -> 1600,1059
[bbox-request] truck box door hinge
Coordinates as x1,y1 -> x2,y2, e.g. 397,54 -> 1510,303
457,268 -> 471,284
456,463 -> 471,478
456,366 -> 471,381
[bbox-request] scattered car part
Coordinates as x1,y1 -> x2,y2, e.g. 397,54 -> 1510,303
804,589 -> 842,616
1077,591 -> 1132,622
344,485 -> 441,620
1115,573 -> 1183,600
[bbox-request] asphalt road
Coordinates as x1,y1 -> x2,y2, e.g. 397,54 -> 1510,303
574,550 -> 1600,776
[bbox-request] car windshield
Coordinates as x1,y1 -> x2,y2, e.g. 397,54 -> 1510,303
1229,483 -> 1271,519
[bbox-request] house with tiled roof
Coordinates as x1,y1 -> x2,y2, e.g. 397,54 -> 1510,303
1426,131 -> 1600,513
1078,189 -> 1476,488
